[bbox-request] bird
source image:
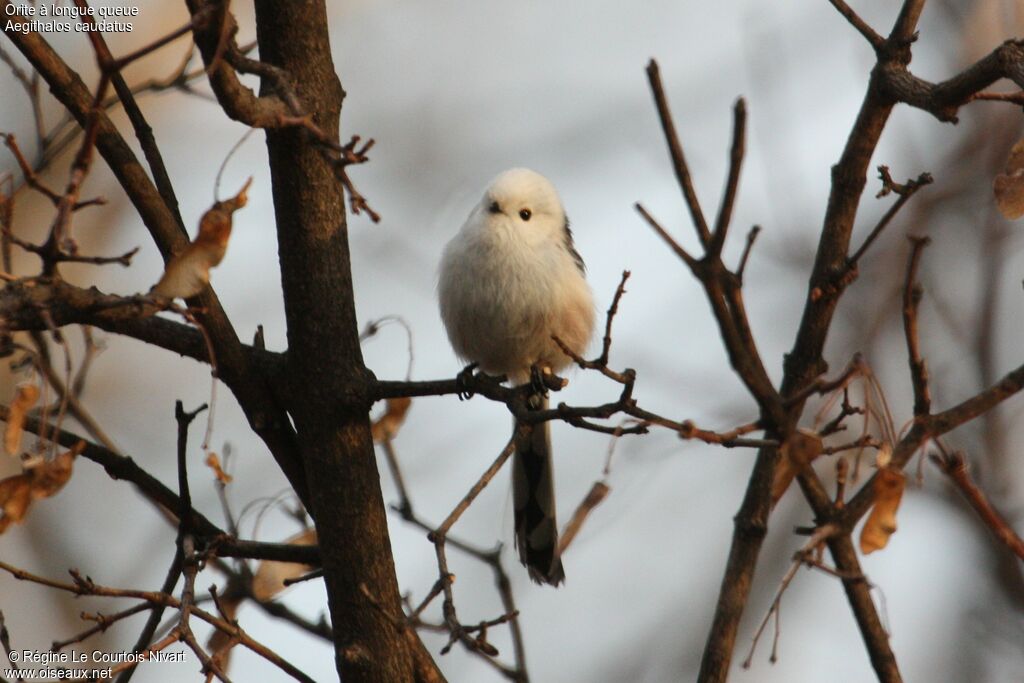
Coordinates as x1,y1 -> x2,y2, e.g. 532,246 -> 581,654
438,168 -> 595,585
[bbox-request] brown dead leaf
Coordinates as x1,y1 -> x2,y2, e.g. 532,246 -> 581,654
4,383 -> 40,456
0,441 -> 83,534
371,397 -> 412,443
30,442 -> 83,498
859,466 -> 906,554
771,429 -> 824,503
206,591 -> 240,674
558,481 -> 610,555
0,474 -> 31,534
252,528 -> 318,601
205,452 -> 233,484
151,178 -> 252,299
994,139 -> 1024,219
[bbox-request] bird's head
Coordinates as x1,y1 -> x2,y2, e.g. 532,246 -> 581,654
478,168 -> 566,242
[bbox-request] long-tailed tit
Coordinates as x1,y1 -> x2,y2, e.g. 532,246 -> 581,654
438,168 -> 595,585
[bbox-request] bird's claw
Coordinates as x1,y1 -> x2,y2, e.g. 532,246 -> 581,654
456,362 -> 479,400
529,364 -> 550,400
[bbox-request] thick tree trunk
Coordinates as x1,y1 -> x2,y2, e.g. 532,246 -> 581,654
252,2 -> 444,680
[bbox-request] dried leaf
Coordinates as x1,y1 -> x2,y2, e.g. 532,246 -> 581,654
558,481 -> 610,555
994,139 -> 1024,219
371,397 -> 412,443
0,474 -> 31,534
859,467 -> 906,554
252,528 -> 318,601
29,442 -> 82,498
4,383 -> 40,456
0,442 -> 82,534
771,429 -> 824,503
205,452 -> 233,484
151,178 -> 252,299
206,592 -> 240,674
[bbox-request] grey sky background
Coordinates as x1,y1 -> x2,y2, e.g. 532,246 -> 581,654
2,0 -> 1024,681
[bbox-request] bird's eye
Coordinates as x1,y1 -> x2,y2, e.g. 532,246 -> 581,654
488,201 -> 501,214
519,209 -> 532,221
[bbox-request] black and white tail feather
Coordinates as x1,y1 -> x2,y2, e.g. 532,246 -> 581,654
512,393 -> 564,585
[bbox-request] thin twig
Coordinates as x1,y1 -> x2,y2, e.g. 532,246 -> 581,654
634,202 -> 698,268
969,90 -> 1024,105
645,59 -> 711,245
902,236 -> 931,416
50,603 -> 154,652
736,225 -> 761,283
826,0 -> 886,50
422,437 -> 527,677
784,354 -> 864,407
115,548 -> 183,683
0,610 -> 21,680
931,451 -> 1024,560
742,524 -> 840,668
709,98 -> 747,258
847,167 -> 933,268
0,560 -> 315,683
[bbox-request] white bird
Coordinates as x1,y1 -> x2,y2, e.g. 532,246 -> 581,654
438,168 -> 595,585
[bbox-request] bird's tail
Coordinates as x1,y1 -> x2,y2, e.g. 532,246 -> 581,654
512,393 -> 565,586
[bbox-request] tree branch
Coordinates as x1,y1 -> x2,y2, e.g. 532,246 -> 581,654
902,236 -> 931,416
708,98 -> 746,258
0,403 -> 320,565
842,356 -> 1024,529
699,1 -> 934,677
878,39 -> 1024,123
645,59 -> 711,245
1,5 -> 310,510
826,0 -> 885,50
931,451 -> 1024,560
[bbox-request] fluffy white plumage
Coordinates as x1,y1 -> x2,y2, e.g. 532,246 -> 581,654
438,168 -> 595,585
438,168 -> 595,384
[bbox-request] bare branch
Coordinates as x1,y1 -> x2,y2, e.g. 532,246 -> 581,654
115,549 -> 182,683
735,225 -> 761,283
644,59 -> 711,245
634,202 -> 698,268
878,39 -> 1024,122
846,167 -> 933,268
969,90 -> 1024,105
424,439 -> 527,676
742,523 -> 840,668
902,236 -> 931,416
0,559 -> 316,683
0,403 -> 319,565
784,354 -> 863,407
700,2 -> 932,676
708,98 -> 746,258
1,8 -> 311,509
843,356 -> 1024,527
594,270 -> 630,367
931,451 -> 1024,560
826,0 -> 885,50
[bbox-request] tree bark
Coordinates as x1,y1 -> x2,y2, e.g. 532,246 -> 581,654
252,1 -> 443,680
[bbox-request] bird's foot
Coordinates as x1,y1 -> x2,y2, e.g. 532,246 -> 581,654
456,362 -> 479,400
529,364 -> 550,401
